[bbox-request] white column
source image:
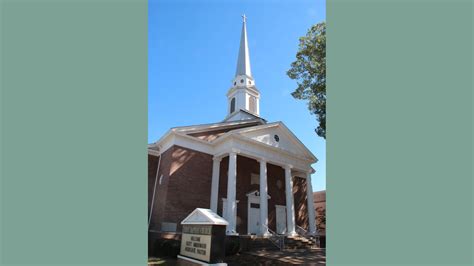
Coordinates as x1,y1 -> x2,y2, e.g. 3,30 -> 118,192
259,159 -> 270,236
210,157 -> 221,213
306,172 -> 317,235
225,152 -> 238,235
284,165 -> 297,236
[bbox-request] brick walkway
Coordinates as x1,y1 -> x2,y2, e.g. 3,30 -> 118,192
226,248 -> 326,265
149,248 -> 326,265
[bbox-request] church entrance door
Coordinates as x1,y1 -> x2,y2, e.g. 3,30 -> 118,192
275,205 -> 287,234
248,203 -> 260,234
247,191 -> 261,234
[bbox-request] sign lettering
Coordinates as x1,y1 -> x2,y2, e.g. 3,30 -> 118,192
182,225 -> 212,235
180,226 -> 212,262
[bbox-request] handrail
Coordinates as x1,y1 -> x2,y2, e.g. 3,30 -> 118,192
262,224 -> 285,251
263,223 -> 277,235
295,225 -> 309,236
296,225 -> 320,248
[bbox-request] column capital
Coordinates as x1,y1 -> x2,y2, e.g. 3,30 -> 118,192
228,152 -> 237,159
258,158 -> 267,164
213,156 -> 222,162
284,164 -> 293,171
230,148 -> 241,154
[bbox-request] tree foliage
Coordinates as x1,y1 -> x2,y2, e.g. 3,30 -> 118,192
287,22 -> 326,139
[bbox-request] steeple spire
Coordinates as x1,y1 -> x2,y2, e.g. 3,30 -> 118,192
235,14 -> 252,77
224,15 -> 261,122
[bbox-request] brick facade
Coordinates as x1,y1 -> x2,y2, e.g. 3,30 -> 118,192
293,177 -> 310,231
148,146 -> 174,231
149,145 -> 311,235
149,145 -> 213,232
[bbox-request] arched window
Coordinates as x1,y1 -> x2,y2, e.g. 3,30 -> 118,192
230,97 -> 236,113
249,96 -> 256,113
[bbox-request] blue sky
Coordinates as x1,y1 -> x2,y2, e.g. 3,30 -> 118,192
148,0 -> 326,191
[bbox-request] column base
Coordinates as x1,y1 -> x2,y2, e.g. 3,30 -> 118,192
226,230 -> 239,236
260,232 -> 272,238
286,231 -> 297,237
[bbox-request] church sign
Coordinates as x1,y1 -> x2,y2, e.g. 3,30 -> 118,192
181,225 -> 212,261
178,208 -> 228,265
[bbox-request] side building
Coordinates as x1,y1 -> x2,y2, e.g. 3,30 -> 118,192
314,190 -> 326,247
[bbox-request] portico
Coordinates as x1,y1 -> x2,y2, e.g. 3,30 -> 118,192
209,132 -> 317,237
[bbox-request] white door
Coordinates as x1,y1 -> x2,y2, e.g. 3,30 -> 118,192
248,203 -> 260,234
275,205 -> 287,234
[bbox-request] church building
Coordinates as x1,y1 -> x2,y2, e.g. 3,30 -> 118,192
148,16 -> 319,241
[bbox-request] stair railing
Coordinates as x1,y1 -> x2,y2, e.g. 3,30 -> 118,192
262,224 -> 285,251
295,225 -> 309,237
296,225 -> 321,248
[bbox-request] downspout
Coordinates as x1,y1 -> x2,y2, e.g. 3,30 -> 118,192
148,146 -> 162,229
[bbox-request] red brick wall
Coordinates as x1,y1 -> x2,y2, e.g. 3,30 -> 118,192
148,145 -> 214,232
293,176 -> 310,230
217,155 -> 229,219
148,147 -> 174,231
148,155 -> 159,216
267,163 -> 288,232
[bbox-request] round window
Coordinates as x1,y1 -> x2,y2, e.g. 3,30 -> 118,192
234,81 -> 236,86
240,79 -> 244,83
274,135 -> 280,142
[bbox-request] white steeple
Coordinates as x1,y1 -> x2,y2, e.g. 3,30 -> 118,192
224,15 -> 261,122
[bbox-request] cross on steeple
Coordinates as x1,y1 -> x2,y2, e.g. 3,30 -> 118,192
242,14 -> 247,23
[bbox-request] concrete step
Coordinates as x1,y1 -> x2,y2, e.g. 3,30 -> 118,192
242,235 -> 318,252
283,235 -> 318,250
248,238 -> 280,251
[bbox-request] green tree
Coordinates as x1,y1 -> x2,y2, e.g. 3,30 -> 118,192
287,22 -> 326,139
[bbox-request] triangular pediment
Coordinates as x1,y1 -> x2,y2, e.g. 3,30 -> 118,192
232,122 -> 316,161
181,208 -> 228,225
